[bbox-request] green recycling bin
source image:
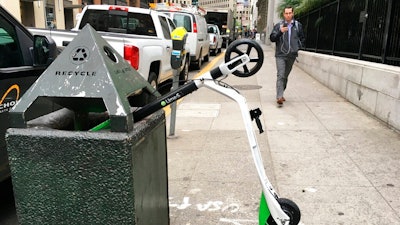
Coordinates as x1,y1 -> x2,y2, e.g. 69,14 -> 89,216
6,25 -> 169,225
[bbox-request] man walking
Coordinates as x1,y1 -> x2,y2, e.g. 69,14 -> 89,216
270,6 -> 305,106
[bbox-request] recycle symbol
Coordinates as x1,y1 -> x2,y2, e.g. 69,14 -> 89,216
71,47 -> 89,64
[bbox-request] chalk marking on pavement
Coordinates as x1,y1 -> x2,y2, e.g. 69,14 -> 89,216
219,218 -> 258,225
169,196 -> 240,213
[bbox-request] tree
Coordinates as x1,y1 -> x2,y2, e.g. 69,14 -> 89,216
256,0 -> 268,33
296,0 -> 334,15
277,0 -> 335,16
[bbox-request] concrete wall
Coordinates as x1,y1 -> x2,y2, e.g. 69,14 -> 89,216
297,51 -> 400,131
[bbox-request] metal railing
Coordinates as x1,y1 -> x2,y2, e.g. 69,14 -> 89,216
297,0 -> 399,66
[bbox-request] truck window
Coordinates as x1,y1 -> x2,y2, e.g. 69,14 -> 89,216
0,14 -> 23,68
79,9 -> 109,31
130,13 -> 156,36
172,14 -> 192,32
159,16 -> 171,40
79,9 -> 156,36
167,17 -> 176,32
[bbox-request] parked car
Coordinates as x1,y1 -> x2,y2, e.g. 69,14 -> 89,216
159,10 -> 210,70
207,24 -> 223,55
0,5 -> 58,182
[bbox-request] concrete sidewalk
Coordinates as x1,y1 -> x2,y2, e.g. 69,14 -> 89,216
165,43 -> 400,225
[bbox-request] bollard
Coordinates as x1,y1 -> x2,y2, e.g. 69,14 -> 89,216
169,69 -> 179,137
6,25 -> 169,225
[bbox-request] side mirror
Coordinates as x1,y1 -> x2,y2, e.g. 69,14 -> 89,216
33,35 -> 58,66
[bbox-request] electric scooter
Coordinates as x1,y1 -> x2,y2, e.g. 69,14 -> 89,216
93,39 -> 301,225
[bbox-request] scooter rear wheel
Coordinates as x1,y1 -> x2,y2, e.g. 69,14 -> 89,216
275,198 -> 301,225
259,194 -> 301,225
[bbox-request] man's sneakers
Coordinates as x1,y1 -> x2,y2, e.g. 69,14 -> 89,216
277,97 -> 286,106
277,97 -> 285,104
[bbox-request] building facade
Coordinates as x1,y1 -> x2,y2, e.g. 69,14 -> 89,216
0,0 -> 142,30
198,0 -> 254,32
1,0 -> 258,36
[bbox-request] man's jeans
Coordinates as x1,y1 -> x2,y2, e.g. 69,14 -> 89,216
276,57 -> 296,99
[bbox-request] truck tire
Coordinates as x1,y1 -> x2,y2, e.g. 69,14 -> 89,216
204,51 -> 209,62
179,56 -> 190,85
148,71 -> 158,92
195,51 -> 202,70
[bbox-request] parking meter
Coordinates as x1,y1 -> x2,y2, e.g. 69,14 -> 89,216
171,27 -> 187,69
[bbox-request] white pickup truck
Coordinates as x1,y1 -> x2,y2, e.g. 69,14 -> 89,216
28,5 -> 190,92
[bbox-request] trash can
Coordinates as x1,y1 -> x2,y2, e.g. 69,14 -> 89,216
6,25 -> 169,225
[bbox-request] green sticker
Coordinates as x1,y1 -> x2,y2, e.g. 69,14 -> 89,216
161,101 -> 167,107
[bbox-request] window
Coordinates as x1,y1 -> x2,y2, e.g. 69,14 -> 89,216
167,17 -> 176,32
0,14 -> 23,68
79,9 -> 157,36
79,9 -> 108,31
159,16 -> 171,39
172,14 -> 192,32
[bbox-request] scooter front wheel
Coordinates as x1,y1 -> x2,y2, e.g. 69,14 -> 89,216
225,39 -> 264,77
259,193 -> 301,225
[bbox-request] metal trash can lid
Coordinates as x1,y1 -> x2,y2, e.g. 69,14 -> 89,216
10,24 -> 157,132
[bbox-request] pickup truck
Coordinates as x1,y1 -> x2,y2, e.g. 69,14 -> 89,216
28,5 -> 190,92
207,24 -> 223,55
0,5 -> 58,182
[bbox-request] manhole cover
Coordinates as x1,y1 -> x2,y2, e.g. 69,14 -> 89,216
232,85 -> 262,90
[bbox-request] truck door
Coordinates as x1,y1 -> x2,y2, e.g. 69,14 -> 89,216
158,15 -> 174,82
0,8 -> 54,181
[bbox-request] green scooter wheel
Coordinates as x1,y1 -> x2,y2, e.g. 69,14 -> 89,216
259,193 -> 301,225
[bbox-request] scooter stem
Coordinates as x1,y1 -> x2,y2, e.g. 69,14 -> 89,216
196,73 -> 290,225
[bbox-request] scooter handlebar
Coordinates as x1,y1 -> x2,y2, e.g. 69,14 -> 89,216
209,54 -> 250,80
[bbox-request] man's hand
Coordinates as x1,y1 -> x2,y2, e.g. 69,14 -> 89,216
280,25 -> 288,33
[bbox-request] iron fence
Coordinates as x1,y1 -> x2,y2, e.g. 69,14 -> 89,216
297,0 -> 400,66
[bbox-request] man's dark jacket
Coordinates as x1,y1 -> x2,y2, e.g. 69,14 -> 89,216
270,20 -> 305,58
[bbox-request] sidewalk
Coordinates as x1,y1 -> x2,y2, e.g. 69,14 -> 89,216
165,43 -> 400,225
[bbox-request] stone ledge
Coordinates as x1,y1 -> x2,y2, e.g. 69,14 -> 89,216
297,51 -> 400,131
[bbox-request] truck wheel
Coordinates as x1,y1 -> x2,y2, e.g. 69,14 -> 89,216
148,71 -> 158,91
204,51 -> 209,62
195,51 -> 202,70
179,56 -> 190,85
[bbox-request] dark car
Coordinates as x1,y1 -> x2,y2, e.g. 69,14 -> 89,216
0,5 -> 57,182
